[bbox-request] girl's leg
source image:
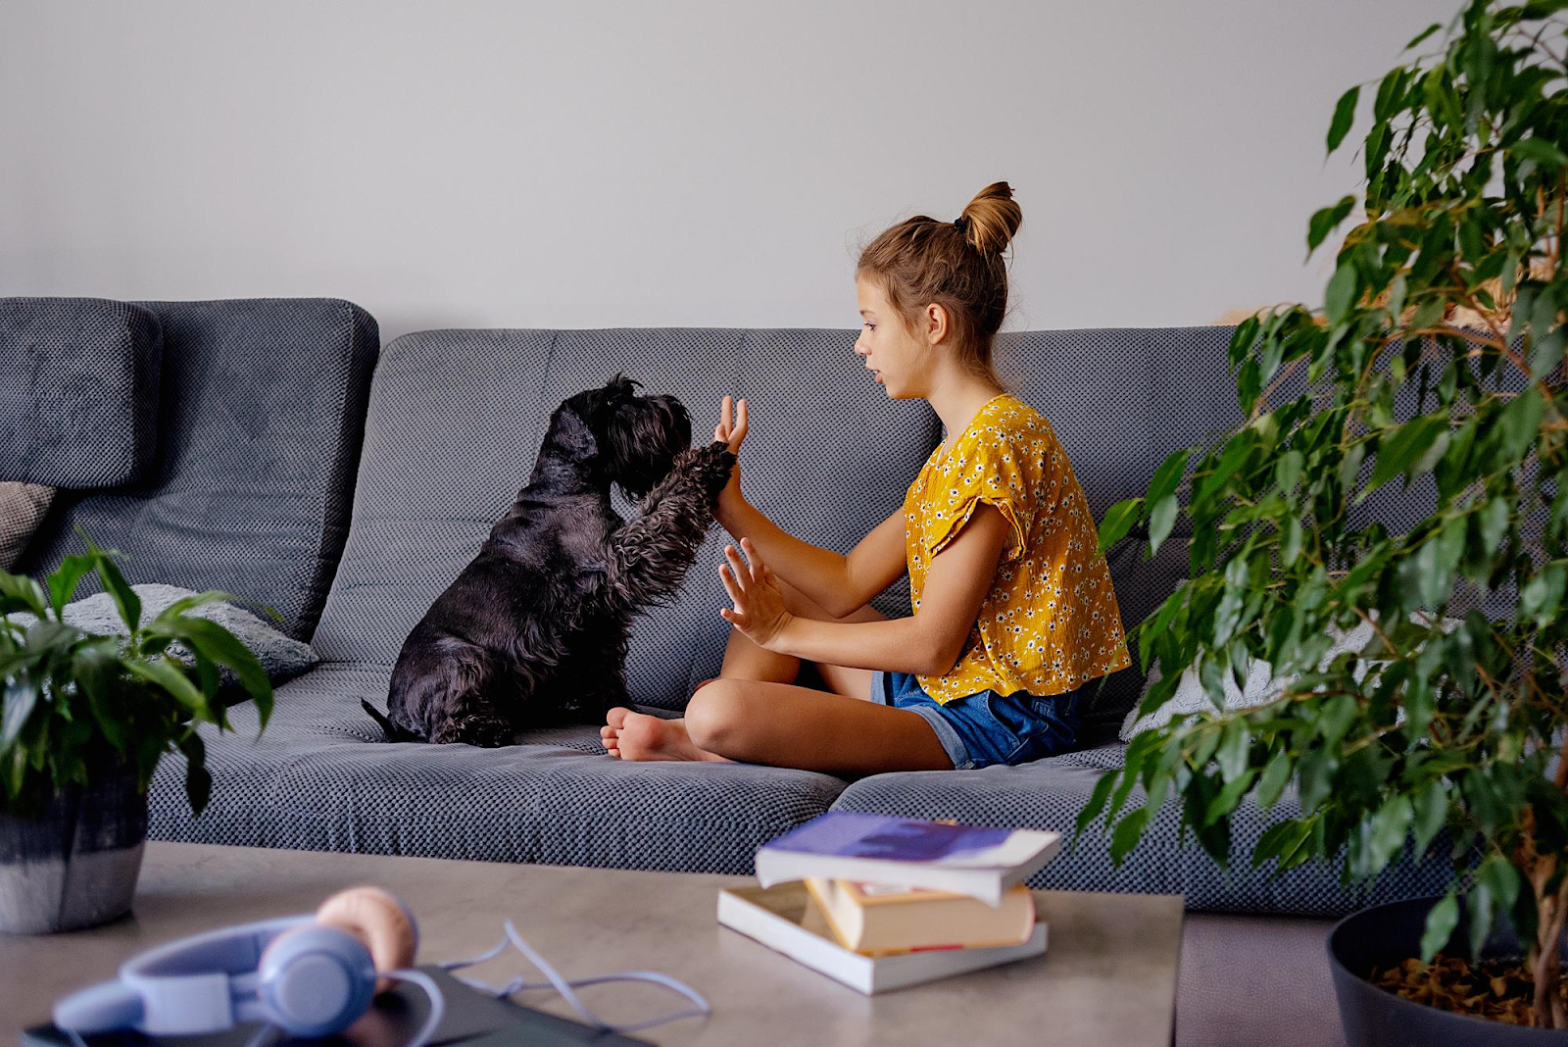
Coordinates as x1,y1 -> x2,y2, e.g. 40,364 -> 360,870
607,680 -> 950,774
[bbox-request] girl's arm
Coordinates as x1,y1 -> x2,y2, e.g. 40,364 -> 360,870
722,504 -> 1012,676
718,501 -> 906,618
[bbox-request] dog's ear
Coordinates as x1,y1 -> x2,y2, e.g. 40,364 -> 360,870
605,373 -> 641,401
553,405 -> 599,458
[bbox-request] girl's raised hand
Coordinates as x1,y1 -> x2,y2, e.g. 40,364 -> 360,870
718,537 -> 792,649
715,395 -> 748,453
713,396 -> 748,521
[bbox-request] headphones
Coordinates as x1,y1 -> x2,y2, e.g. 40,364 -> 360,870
51,883 -> 711,1043
52,885 -> 438,1042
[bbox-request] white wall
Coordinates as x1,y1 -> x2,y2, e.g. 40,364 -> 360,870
1,0 -> 1460,343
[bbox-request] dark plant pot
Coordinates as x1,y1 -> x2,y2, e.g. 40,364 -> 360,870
1329,895 -> 1568,1045
0,763 -> 148,935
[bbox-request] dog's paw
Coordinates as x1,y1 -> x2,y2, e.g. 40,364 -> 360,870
431,713 -> 515,748
690,441 -> 737,498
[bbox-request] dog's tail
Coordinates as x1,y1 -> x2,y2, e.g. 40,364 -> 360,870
361,698 -> 425,743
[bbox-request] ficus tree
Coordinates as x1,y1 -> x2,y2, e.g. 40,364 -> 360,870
1080,0 -> 1568,1026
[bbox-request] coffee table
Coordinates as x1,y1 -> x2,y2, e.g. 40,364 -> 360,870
0,842 -> 1182,1046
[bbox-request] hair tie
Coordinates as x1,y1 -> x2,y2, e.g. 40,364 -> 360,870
953,216 -> 969,234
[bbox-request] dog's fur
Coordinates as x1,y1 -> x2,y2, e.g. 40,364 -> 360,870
363,374 -> 735,747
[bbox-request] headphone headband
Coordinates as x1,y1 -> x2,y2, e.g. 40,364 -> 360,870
56,915 -> 314,1035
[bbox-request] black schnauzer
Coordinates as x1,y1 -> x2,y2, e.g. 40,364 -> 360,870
363,374 -> 735,747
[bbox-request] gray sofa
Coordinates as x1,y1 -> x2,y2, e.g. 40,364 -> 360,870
6,297 -> 1453,1047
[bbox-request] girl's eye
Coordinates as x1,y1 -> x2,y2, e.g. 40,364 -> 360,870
864,323 -> 875,331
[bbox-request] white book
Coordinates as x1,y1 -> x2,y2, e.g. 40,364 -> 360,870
753,811 -> 1062,907
717,882 -> 1048,995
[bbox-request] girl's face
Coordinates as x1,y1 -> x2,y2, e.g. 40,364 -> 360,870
854,274 -> 932,399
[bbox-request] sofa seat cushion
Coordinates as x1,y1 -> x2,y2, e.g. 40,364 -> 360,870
828,743 -> 1451,917
148,662 -> 848,873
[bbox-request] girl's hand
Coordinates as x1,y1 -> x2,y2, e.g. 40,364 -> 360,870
714,396 -> 748,523
718,537 -> 793,649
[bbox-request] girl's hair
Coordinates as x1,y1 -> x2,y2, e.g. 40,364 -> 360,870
855,181 -> 1023,386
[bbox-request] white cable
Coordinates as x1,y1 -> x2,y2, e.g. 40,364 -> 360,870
385,968 -> 446,1047
440,922 -> 711,1034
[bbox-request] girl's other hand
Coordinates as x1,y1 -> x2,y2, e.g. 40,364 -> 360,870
714,396 -> 748,521
719,537 -> 792,649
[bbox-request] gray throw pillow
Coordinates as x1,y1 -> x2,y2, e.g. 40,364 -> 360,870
0,482 -> 56,571
6,583 -> 318,692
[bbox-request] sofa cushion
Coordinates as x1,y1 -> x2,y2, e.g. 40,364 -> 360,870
310,328 -> 940,709
828,745 -> 1451,917
16,299 -> 378,642
148,661 -> 849,872
0,297 -> 162,487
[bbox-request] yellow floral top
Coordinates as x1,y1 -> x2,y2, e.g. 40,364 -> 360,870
904,392 -> 1132,704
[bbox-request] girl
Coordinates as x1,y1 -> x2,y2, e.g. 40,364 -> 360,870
601,181 -> 1132,776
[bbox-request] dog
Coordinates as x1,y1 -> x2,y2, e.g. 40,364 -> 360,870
362,374 -> 735,747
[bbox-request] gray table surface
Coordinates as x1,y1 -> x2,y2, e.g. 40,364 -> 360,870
0,842 -> 1183,1046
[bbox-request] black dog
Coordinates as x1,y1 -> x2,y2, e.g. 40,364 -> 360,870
363,374 -> 735,747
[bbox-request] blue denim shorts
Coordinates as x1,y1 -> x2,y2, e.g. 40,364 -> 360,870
870,670 -> 1085,770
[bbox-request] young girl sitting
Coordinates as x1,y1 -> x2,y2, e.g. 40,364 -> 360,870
601,181 -> 1131,776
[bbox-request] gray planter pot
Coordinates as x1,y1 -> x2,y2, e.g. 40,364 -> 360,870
0,763 -> 148,935
1329,895 -> 1568,1045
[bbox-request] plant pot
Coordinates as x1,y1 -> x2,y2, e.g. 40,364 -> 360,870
1328,895 -> 1568,1045
0,762 -> 148,935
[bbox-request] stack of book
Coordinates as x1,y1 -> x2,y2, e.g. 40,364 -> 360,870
716,811 -> 1061,994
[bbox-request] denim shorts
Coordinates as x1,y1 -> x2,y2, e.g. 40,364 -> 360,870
870,669 -> 1086,770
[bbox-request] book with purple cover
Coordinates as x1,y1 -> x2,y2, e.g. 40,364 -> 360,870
754,812 -> 1061,906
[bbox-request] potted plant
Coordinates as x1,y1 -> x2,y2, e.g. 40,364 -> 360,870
1080,0 -> 1568,1036
0,532 -> 272,934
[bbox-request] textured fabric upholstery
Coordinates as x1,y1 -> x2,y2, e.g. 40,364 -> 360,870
16,299 -> 378,641
145,322 -> 1454,919
149,664 -> 847,871
0,297 -> 162,487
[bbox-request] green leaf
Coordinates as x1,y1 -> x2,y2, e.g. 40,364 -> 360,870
1281,517 -> 1304,567
1367,415 -> 1448,493
91,549 -> 141,634
47,555 -> 97,620
1098,498 -> 1144,553
0,573 -> 50,620
1257,749 -> 1292,809
1,674 -> 39,750
72,642 -> 125,751
1324,261 -> 1360,326
1110,807 -> 1150,865
1307,196 -> 1356,254
1420,892 -> 1459,962
1075,769 -> 1119,840
148,616 -> 273,722
1511,137 -> 1568,169
123,657 -> 206,716
1149,495 -> 1179,556
1327,86 -> 1360,154
1412,779 -> 1447,856
1147,449 -> 1192,507
1403,22 -> 1441,51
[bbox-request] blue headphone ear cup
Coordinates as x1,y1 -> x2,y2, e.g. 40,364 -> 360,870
257,926 -> 377,1038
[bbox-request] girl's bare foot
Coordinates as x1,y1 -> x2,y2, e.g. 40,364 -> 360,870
601,707 -> 732,763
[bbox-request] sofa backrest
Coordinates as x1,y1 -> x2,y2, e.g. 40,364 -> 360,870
310,328 -> 941,708
16,298 -> 378,642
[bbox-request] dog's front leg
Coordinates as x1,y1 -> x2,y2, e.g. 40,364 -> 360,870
604,440 -> 734,607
